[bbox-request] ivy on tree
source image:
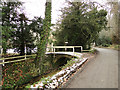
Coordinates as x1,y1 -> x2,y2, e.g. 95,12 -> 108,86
35,1 -> 51,74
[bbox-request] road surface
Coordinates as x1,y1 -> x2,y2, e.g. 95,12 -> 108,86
65,48 -> 118,88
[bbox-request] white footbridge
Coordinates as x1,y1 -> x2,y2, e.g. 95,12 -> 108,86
46,46 -> 83,58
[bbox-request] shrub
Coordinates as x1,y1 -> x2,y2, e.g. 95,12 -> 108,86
62,59 -> 76,70
96,36 -> 112,47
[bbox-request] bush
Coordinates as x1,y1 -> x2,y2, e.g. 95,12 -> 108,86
62,59 -> 76,70
2,60 -> 36,89
96,36 -> 112,47
2,55 -> 56,89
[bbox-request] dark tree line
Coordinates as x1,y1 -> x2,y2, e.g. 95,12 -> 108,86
1,1 -> 43,55
1,0 -> 52,74
54,1 -> 108,49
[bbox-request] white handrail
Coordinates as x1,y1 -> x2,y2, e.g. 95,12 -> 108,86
47,46 -> 83,52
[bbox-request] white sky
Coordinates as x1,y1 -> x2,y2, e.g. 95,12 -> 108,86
20,0 -> 68,24
20,0 -> 110,24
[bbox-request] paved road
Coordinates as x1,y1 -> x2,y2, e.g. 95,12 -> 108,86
65,48 -> 118,88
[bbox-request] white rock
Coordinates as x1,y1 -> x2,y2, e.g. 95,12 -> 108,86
74,58 -> 78,61
50,82 -> 57,88
38,82 -> 44,87
67,70 -> 71,75
48,83 -> 53,88
73,63 -> 76,66
38,86 -> 43,89
53,79 -> 57,83
72,65 -> 75,69
55,70 -> 67,78
65,76 -> 69,80
47,81 -> 50,83
55,81 -> 59,87
35,84 -> 40,88
70,68 -> 75,72
44,84 -> 50,89
51,76 -> 56,80
59,70 -> 66,75
75,65 -> 78,69
58,77 -> 64,83
66,67 -> 70,70
63,75 -> 67,79
78,63 -> 82,67
30,85 -> 38,89
76,63 -> 80,67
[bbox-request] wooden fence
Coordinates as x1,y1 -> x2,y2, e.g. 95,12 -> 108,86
0,54 -> 36,66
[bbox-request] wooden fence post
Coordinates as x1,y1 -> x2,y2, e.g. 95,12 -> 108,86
3,58 -> 4,66
1,49 -> 4,66
25,44 -> 26,59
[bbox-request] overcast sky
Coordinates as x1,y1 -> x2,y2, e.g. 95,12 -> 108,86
20,0 -> 68,24
20,0 -> 109,24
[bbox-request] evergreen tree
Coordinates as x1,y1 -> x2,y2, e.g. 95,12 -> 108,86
55,2 -> 107,49
2,1 -> 43,55
12,13 -> 36,55
1,1 -> 22,54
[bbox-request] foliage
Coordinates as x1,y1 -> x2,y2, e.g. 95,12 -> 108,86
90,48 -> 97,54
2,60 -> 36,89
2,26 -> 14,53
1,1 -> 22,54
112,34 -> 120,45
95,35 -> 112,47
2,54 -> 55,89
107,1 -> 119,45
12,13 -> 35,55
1,1 -> 43,55
114,45 -> 120,50
12,13 -> 43,55
54,2 -> 107,50
62,59 -> 76,70
29,17 -> 44,45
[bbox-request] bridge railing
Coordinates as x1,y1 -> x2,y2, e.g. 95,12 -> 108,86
0,46 -> 83,65
46,46 -> 83,53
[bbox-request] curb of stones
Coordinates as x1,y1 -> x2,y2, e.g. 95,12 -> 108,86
30,58 -> 88,89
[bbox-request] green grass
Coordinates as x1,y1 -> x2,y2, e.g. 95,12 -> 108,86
105,44 -> 120,50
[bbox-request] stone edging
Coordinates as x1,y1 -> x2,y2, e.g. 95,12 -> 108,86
30,58 -> 88,89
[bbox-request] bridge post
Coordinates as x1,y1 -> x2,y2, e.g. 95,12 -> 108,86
65,48 -> 67,52
73,47 -> 74,52
53,48 -> 55,52
81,46 -> 83,52
52,47 -> 53,52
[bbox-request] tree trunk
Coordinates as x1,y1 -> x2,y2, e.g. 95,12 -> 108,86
35,1 -> 51,75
